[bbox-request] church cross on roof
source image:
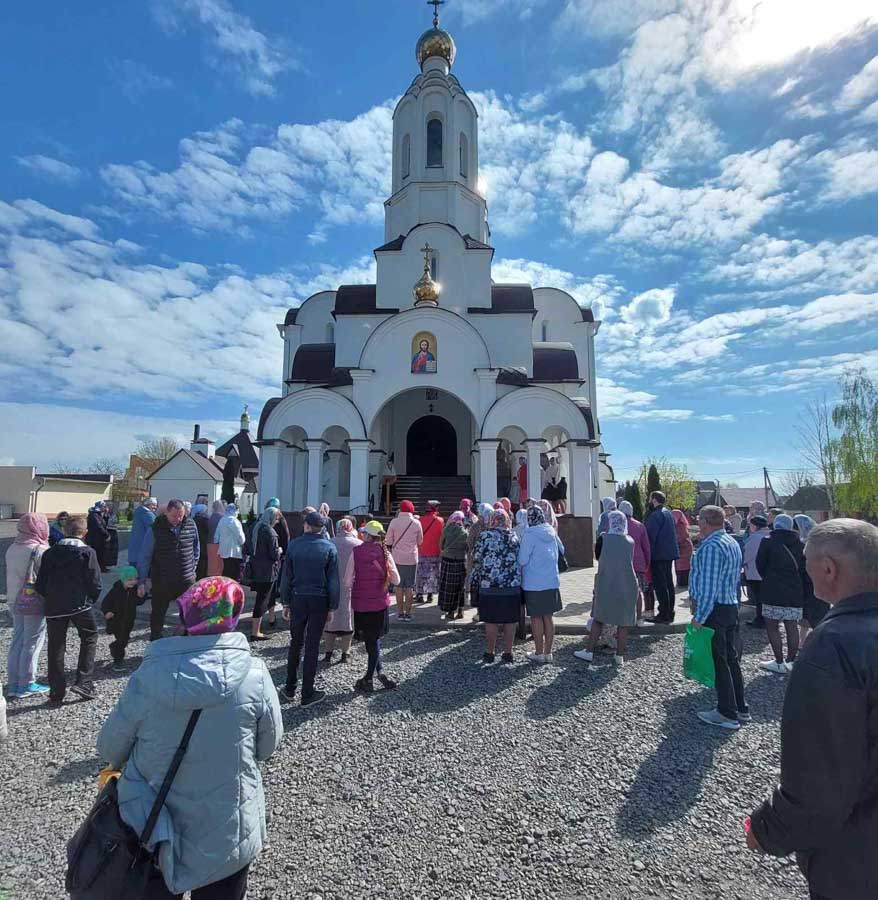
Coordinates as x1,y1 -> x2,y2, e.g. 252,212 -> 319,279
428,0 -> 445,27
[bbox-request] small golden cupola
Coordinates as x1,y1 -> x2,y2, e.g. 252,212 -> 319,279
413,243 -> 440,307
416,0 -> 456,71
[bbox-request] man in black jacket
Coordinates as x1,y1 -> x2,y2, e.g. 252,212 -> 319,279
35,515 -> 103,702
137,499 -> 199,640
748,518 -> 878,900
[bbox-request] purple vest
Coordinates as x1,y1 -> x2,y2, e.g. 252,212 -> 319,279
351,542 -> 391,612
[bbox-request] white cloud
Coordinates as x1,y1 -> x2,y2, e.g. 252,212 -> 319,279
457,0 -> 547,23
153,0 -> 295,96
836,55 -> 878,110
108,59 -> 173,102
818,146 -> 878,201
15,155 -> 83,183
620,287 -> 675,329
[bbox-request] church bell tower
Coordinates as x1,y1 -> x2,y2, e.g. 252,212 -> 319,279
384,2 -> 489,244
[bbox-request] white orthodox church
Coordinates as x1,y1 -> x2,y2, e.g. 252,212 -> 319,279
257,11 -> 612,543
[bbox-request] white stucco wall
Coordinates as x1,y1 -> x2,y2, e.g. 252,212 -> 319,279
148,454 -> 223,507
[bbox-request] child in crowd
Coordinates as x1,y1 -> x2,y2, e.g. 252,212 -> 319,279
101,565 -> 140,672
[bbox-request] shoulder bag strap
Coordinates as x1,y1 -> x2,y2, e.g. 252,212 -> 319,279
27,548 -> 38,582
781,544 -> 801,575
422,517 -> 438,538
388,518 -> 415,548
139,709 -> 202,846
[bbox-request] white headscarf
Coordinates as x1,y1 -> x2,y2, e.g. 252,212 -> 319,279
515,508 -> 529,530
477,502 -> 493,524
618,500 -> 634,517
608,510 -> 629,535
793,514 -> 815,540
601,497 -> 617,514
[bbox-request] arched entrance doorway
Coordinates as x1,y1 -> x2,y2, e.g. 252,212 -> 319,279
406,415 -> 457,475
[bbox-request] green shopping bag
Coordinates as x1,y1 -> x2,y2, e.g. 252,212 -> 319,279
683,624 -> 716,688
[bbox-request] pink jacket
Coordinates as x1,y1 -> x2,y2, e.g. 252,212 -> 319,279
626,517 -> 651,575
385,513 -> 423,566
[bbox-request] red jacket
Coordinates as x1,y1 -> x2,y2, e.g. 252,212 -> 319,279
419,511 -> 444,557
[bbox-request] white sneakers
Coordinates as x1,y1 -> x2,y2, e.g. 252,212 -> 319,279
697,709 -> 741,731
613,655 -> 624,666
544,652 -> 554,663
760,660 -> 790,675
573,649 -> 593,662
526,652 -> 545,664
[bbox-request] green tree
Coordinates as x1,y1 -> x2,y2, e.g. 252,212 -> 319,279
832,369 -> 878,518
221,455 -> 240,505
627,480 -> 645,521
637,457 -> 697,512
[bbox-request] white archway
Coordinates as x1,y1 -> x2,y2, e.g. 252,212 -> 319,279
481,387 -> 590,442
262,388 -> 367,442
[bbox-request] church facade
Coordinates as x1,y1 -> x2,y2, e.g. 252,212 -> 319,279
257,14 -> 610,523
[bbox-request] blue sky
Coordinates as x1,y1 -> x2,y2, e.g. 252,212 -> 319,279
1,0 -> 876,487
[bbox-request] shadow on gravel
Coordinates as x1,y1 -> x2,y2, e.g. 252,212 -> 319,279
616,691 -> 737,838
525,654 -> 616,720
50,755 -> 103,784
380,629 -> 471,665
742,673 -> 786,724
277,688 -> 357,731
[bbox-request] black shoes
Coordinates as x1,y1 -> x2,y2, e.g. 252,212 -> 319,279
355,677 -> 374,693
323,651 -> 333,665
70,683 -> 96,701
377,674 -> 397,690
339,652 -> 350,664
280,684 -> 297,702
501,652 -> 514,664
301,689 -> 326,708
482,652 -> 496,664
746,619 -> 766,629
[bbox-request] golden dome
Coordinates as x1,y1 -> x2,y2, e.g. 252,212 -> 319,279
413,243 -> 441,306
416,27 -> 456,70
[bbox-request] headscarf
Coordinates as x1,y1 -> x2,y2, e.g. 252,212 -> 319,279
258,507 -> 278,528
477,502 -> 493,524
318,502 -> 331,518
618,500 -> 634,517
493,501 -> 503,510
608,510 -> 628,535
515,509 -> 529,530
448,511 -> 465,526
538,499 -> 558,530
749,500 -> 766,515
336,517 -> 355,534
211,500 -> 226,516
489,509 -> 510,530
224,504 -> 237,516
601,497 -> 616,514
773,514 -> 794,531
794,514 -> 815,541
144,497 -> 158,509
527,506 -> 546,527
498,497 -> 512,513
399,500 -> 415,514
460,498 -> 472,512
265,497 -> 280,509
672,509 -> 688,528
191,503 -> 208,517
177,577 -> 245,636
15,512 -> 49,546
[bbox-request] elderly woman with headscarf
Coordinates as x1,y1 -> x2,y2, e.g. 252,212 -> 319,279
575,511 -> 637,666
459,498 -> 477,529
216,504 -> 246,581
471,509 -> 521,664
247,508 -> 283,642
794,514 -> 829,643
439,512 -> 469,620
597,497 -> 617,536
518,506 -> 564,663
263,498 -> 290,628
415,501 -> 444,604
538,499 -> 558,533
97,577 -> 283,898
324,517 -> 362,665
318,502 -> 335,538
465,503 -> 494,610
755,514 -> 805,674
672,508 -> 694,588
207,500 -> 226,577
5,513 -> 51,698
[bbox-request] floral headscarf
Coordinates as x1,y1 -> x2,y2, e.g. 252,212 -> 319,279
177,577 -> 245,636
460,498 -> 472,512
601,497 -> 617,514
527,506 -> 546,527
515,508 -> 529,530
477,502 -> 494,524
15,512 -> 49,546
538,499 -> 557,530
489,509 -> 510,530
498,497 -> 512,513
336,516 -> 356,534
448,511 -> 465,526
608,510 -> 628,535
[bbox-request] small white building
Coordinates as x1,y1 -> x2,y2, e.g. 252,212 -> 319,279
256,12 -> 610,535
148,426 -> 249,512
0,467 -> 114,518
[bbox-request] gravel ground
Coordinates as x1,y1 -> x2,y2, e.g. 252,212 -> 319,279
0,611 -> 808,900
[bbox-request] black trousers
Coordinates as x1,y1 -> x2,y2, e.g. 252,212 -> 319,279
252,582 -> 273,620
46,609 -> 98,699
107,606 -> 137,662
145,864 -> 249,899
746,579 -> 763,622
651,560 -> 676,620
150,579 -> 194,641
286,594 -> 329,698
222,558 -> 242,580
705,604 -> 747,720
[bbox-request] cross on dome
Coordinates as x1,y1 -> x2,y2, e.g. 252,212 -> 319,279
428,0 -> 445,27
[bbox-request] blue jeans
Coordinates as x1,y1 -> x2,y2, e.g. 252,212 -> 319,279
286,595 -> 329,698
7,610 -> 46,687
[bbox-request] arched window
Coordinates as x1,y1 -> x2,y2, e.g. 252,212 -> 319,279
541,320 -> 548,341
326,323 -> 335,344
459,132 -> 468,177
401,133 -> 410,179
427,117 -> 443,167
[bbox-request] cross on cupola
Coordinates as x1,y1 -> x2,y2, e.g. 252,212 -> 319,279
428,0 -> 445,26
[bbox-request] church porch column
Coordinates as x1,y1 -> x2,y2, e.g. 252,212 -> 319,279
347,440 -> 371,515
590,445 -> 601,523
258,442 -> 282,508
304,439 -> 327,508
475,439 -> 500,505
524,439 -> 544,504
567,441 -> 596,519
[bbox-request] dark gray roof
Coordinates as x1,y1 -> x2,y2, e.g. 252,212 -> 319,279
580,307 -> 595,323
468,284 -> 536,316
463,233 -> 492,250
289,343 -> 353,386
571,398 -> 596,441
532,342 -> 579,381
786,485 -> 831,511
257,397 -> 282,441
215,430 -> 259,473
496,367 -> 529,386
37,473 -> 114,483
333,284 -> 398,317
284,308 -> 299,326
374,225 -> 493,254
375,235 -> 405,251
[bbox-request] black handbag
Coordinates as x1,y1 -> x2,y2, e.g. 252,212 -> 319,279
66,709 -> 202,899
557,550 -> 569,573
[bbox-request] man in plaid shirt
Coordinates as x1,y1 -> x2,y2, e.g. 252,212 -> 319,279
690,505 -> 748,730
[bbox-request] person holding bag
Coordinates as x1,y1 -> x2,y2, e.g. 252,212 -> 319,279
94,576 -> 283,898
4,513 -> 51,697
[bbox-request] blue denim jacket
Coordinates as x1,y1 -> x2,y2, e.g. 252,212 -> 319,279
280,532 -> 340,610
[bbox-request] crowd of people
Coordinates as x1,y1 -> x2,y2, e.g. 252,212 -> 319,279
3,491 -> 878,899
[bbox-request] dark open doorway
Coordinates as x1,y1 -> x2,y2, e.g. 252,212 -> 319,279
406,415 -> 457,475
